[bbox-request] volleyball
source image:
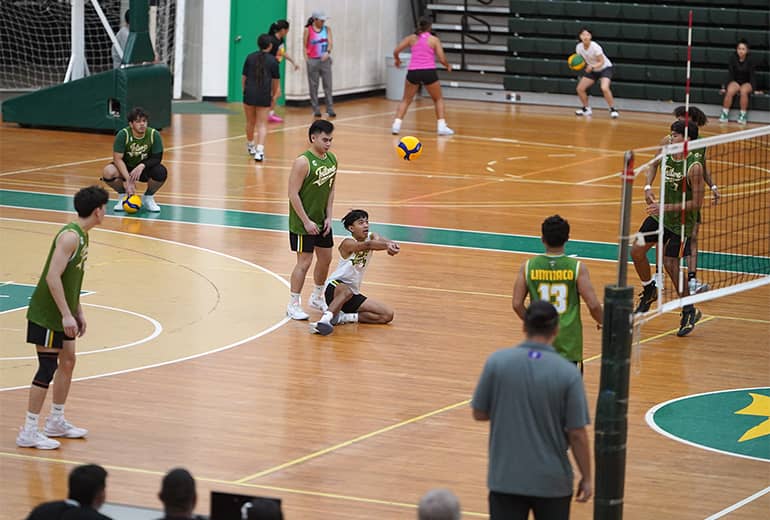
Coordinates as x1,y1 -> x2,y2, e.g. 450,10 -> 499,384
122,194 -> 142,214
567,53 -> 585,71
396,135 -> 422,161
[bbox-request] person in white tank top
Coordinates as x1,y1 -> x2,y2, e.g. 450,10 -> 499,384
310,209 -> 400,335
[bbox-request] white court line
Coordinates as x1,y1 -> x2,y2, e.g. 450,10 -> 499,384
704,486 -> 770,519
0,108 -> 425,177
0,303 -> 162,361
0,217 -> 291,392
578,171 -> 621,184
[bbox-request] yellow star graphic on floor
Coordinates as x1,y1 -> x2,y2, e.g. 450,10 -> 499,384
735,393 -> 770,442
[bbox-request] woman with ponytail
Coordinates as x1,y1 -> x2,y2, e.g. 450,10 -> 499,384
242,34 -> 280,161
266,19 -> 299,123
391,16 -> 453,136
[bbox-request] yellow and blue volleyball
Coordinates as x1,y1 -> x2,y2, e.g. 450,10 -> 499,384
567,53 -> 585,71
122,194 -> 142,214
396,135 -> 422,161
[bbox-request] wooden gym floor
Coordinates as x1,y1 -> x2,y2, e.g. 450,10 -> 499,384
1,97 -> 768,519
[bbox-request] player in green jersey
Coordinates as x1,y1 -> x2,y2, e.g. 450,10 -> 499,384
644,106 -> 719,295
287,120 -> 337,320
101,106 -> 167,212
632,120 -> 705,336
512,215 -> 603,368
17,185 -> 108,450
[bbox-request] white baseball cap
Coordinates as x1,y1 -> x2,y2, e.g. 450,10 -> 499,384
311,11 -> 328,21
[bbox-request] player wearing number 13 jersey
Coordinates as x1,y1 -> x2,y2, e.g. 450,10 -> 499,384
512,215 -> 603,365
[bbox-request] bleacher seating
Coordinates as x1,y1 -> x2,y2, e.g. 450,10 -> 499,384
504,0 -> 770,110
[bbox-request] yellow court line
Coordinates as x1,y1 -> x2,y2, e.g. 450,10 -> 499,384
234,399 -> 472,483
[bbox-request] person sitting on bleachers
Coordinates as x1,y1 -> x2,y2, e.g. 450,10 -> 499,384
719,39 -> 761,125
157,468 -> 201,520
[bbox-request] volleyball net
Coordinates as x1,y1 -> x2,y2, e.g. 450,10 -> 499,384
629,125 -> 770,320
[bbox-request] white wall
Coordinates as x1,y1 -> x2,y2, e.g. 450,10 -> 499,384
284,0 -> 414,100
182,0 -> 203,98
200,0 -> 230,98
188,0 -> 413,100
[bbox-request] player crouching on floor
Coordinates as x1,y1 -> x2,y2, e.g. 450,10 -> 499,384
310,209 -> 399,335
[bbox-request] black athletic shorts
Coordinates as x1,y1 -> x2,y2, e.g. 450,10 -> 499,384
325,281 -> 367,313
583,66 -> 613,82
406,69 -> 439,86
289,231 -> 333,253
27,321 -> 74,349
243,91 -> 271,107
639,216 -> 691,258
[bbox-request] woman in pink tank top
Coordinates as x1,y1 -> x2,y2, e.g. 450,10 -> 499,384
391,17 -> 454,136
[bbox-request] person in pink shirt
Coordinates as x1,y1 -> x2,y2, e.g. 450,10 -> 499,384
391,17 -> 454,136
303,11 -> 335,118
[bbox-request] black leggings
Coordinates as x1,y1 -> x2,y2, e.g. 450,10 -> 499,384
489,491 -> 571,520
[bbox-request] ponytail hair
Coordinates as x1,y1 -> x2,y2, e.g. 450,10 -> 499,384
269,19 -> 289,35
305,17 -> 314,27
415,16 -> 432,34
255,34 -> 272,87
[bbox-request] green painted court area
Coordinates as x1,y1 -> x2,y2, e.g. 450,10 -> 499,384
0,282 -> 92,313
652,388 -> 770,461
1,189 -> 769,274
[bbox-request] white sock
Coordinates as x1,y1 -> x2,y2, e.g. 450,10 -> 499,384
740,111 -> 746,116
25,411 -> 39,431
269,110 -> 275,116
248,141 -> 255,147
345,312 -> 359,323
437,118 -> 447,128
392,118 -> 402,128
642,279 -> 654,286
256,144 -> 264,152
51,403 -> 64,418
312,285 -> 324,297
290,292 -> 301,305
320,311 -> 333,323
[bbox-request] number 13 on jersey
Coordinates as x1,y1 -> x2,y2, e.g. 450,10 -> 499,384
537,283 -> 568,313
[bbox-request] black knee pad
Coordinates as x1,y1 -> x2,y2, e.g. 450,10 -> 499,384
148,164 -> 168,182
32,352 -> 59,389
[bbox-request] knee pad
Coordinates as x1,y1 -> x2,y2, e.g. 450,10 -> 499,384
149,164 -> 168,182
32,352 -> 59,389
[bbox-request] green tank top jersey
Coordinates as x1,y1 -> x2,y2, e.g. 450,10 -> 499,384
113,126 -> 163,169
289,150 -> 337,234
525,254 -> 583,361
653,150 -> 704,237
27,223 -> 89,331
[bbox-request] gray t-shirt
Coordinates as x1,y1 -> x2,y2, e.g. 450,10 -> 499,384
472,341 -> 590,497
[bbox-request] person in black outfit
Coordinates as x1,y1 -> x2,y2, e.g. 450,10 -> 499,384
266,20 -> 299,123
26,464 -> 111,520
719,39 -> 762,124
242,34 -> 281,162
157,468 -> 200,520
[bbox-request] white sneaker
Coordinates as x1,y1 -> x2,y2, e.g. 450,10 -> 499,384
286,302 -> 309,320
391,122 -> 401,135
309,293 -> 328,311
331,312 -> 356,325
688,278 -> 710,295
113,198 -> 125,211
437,126 -> 455,136
142,194 -> 161,212
310,320 -> 333,335
16,428 -> 61,449
254,151 -> 264,162
719,111 -> 729,123
576,107 -> 592,116
610,109 -> 620,118
247,143 -> 257,157
44,417 -> 88,438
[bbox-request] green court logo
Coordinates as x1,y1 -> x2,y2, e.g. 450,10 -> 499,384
646,387 -> 770,462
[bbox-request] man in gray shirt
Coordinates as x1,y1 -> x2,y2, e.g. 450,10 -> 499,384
472,300 -> 592,519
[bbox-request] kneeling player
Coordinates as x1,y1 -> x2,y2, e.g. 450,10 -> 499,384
311,209 -> 400,335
